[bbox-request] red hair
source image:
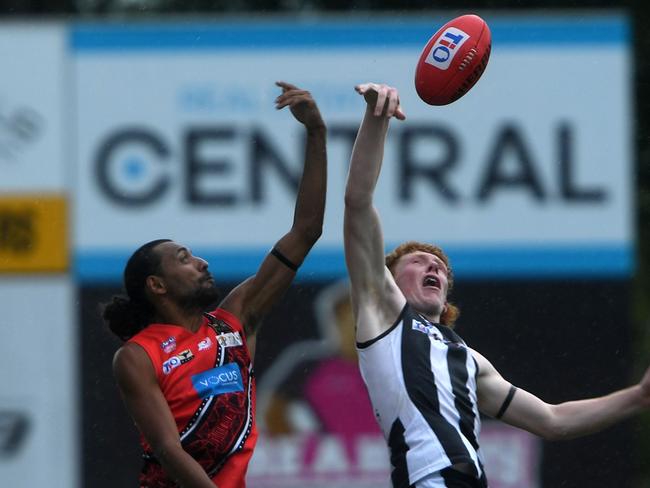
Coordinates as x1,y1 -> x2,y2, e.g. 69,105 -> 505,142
385,241 -> 460,327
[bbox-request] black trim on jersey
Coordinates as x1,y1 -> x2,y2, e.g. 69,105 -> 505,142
435,322 -> 465,345
401,306 -> 474,466
356,304 -> 407,349
388,419 -> 415,488
495,385 -> 517,419
204,312 -> 233,334
270,247 -> 299,271
447,345 -> 480,454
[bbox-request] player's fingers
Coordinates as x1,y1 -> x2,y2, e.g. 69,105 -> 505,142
385,87 -> 399,118
395,104 -> 407,121
276,81 -> 299,92
275,91 -> 311,107
276,93 -> 314,110
374,85 -> 389,117
275,88 -> 307,100
355,82 -> 381,95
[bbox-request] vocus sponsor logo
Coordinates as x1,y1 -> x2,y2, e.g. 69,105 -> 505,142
191,363 -> 244,399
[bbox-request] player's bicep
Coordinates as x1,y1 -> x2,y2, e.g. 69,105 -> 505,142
344,205 -> 405,341
473,350 -> 517,417
113,344 -> 182,454
472,348 -> 554,437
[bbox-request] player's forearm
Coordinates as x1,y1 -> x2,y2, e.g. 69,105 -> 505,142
548,384 -> 647,440
155,443 -> 216,488
291,125 -> 327,245
345,106 -> 390,208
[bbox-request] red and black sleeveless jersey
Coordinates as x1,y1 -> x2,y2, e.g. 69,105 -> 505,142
128,307 -> 257,488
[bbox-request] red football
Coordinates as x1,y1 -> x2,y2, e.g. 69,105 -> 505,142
414,14 -> 491,106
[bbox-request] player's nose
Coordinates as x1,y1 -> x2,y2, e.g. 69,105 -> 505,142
195,256 -> 208,270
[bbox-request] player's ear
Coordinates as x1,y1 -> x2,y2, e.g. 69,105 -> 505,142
146,275 -> 166,295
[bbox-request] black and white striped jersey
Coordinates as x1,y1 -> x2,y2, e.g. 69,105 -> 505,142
357,303 -> 485,487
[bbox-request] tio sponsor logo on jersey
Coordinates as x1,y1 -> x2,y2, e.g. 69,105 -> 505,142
162,349 -> 194,375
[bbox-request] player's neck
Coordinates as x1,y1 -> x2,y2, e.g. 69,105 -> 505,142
415,309 -> 442,325
153,303 -> 204,333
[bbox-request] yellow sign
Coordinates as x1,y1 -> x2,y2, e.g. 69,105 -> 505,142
0,194 -> 68,273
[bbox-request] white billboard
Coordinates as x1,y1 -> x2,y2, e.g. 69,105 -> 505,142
72,15 -> 632,280
0,278 -> 78,488
0,23 -> 77,488
0,23 -> 67,190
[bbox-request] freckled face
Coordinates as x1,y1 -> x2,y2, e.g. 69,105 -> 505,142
392,251 -> 449,319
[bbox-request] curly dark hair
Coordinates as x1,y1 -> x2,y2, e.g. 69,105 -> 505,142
101,239 -> 171,341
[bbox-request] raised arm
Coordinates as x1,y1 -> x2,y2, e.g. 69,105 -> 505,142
344,83 -> 407,343
472,349 -> 650,440
220,81 -> 327,340
113,344 -> 216,488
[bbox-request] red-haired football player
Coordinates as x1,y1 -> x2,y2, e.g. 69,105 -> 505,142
344,82 -> 650,488
102,81 -> 327,488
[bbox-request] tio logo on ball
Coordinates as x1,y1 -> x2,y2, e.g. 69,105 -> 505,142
425,27 -> 470,70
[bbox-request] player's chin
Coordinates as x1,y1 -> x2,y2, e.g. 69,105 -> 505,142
197,286 -> 221,307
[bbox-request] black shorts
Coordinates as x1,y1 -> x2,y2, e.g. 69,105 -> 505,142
439,467 -> 488,488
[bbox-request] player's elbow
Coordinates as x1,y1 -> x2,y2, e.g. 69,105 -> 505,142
344,188 -> 372,210
535,408 -> 574,441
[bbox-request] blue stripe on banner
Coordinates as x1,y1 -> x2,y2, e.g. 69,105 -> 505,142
75,243 -> 633,284
69,15 -> 629,52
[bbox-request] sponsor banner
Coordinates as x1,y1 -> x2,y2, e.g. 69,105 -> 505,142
248,424 -> 539,488
0,278 -> 77,488
0,194 -> 69,273
0,23 -> 66,191
72,15 -> 631,279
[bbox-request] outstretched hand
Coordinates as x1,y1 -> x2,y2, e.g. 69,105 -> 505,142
355,82 -> 406,120
275,81 -> 325,130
